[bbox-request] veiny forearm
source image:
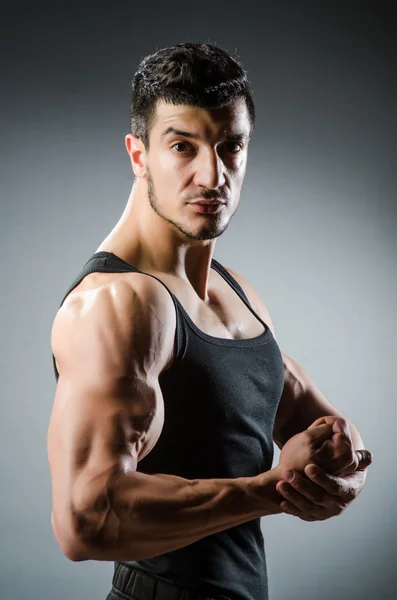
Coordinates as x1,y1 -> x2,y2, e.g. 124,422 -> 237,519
66,466 -> 284,562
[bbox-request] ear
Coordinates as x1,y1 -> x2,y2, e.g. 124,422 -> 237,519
125,134 -> 147,178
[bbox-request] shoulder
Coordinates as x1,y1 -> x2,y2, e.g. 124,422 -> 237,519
52,274 -> 176,377
223,265 -> 278,342
61,270 -> 175,316
56,274 -> 176,344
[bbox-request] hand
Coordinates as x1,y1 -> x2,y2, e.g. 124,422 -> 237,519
306,416 -> 360,477
276,447 -> 373,522
277,420 -> 338,475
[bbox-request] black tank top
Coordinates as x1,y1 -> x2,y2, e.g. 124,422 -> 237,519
52,251 -> 285,600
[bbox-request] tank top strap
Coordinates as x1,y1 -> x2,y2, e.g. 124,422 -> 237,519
210,258 -> 252,307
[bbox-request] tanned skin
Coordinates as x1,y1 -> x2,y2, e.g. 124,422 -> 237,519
48,97 -> 372,561
49,276 -> 356,562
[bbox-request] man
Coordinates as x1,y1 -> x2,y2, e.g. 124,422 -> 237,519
48,42 -> 373,600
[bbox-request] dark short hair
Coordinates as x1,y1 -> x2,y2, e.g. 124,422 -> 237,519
130,42 -> 255,149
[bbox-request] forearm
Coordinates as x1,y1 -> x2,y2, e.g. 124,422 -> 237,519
66,466 -> 284,562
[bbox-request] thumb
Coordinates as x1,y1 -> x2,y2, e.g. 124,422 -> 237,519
355,449 -> 373,471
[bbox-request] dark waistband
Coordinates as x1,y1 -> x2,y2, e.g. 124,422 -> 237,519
111,562 -> 210,600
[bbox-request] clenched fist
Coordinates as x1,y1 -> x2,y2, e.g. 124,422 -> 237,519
305,415 -> 360,476
277,422 -> 332,475
276,416 -> 373,522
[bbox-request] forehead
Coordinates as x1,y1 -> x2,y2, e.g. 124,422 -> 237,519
151,98 -> 251,138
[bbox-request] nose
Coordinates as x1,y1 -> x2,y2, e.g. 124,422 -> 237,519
193,147 -> 226,190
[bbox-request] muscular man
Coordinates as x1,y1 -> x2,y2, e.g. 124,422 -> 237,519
48,42 -> 373,600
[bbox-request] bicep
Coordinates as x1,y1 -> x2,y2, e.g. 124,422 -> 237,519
48,280 -> 170,545
48,375 -> 164,556
48,374 -> 162,514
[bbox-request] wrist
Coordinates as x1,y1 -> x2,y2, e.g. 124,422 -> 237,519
247,466 -> 284,517
272,464 -> 284,481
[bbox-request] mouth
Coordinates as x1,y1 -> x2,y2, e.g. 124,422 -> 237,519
189,202 -> 225,214
191,200 -> 225,206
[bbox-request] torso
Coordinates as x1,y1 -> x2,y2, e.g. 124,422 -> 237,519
55,251 -> 275,450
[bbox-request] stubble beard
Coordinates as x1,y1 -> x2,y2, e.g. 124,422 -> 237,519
146,166 -> 237,241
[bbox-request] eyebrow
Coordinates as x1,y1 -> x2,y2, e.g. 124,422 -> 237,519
161,127 -> 248,142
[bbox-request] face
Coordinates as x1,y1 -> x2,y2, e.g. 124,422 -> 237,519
143,98 -> 251,241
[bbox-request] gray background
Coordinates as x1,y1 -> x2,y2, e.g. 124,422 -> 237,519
1,1 -> 395,599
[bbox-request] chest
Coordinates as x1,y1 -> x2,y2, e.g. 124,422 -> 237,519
154,269 -> 266,341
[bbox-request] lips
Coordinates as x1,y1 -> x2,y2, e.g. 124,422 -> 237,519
191,200 -> 224,205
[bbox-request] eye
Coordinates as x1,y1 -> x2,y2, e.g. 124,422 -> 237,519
171,141 -> 243,155
171,142 -> 194,153
222,142 -> 243,153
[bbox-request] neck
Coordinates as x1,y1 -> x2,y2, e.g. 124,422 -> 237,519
95,181 -> 217,301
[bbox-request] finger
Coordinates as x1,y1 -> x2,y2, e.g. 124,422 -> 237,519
276,481 -> 319,514
304,464 -> 351,497
355,449 -> 373,470
314,435 -> 355,473
280,470 -> 335,508
307,416 -> 352,446
280,500 -> 303,517
333,449 -> 373,475
331,417 -> 351,438
281,501 -> 317,521
280,500 -> 301,515
308,423 -> 334,445
332,432 -> 352,452
307,416 -> 338,430
331,452 -> 357,477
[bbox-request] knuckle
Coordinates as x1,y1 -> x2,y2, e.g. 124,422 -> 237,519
334,505 -> 344,516
331,478 -> 347,495
346,490 -> 357,502
335,483 -> 345,495
335,452 -> 354,469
